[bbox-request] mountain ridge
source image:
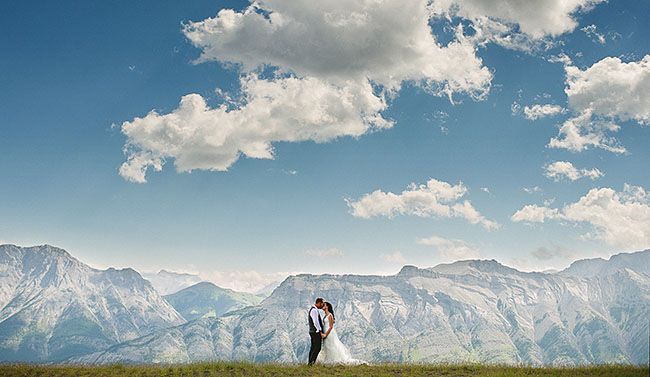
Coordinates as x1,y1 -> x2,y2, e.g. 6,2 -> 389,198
560,249 -> 650,278
0,244 -> 184,362
71,249 -> 649,365
1,244 -> 648,365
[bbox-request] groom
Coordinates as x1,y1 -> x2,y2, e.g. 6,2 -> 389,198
307,297 -> 326,365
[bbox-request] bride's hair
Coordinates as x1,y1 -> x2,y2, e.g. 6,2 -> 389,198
324,301 -> 335,321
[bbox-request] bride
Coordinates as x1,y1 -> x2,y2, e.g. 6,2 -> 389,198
316,301 -> 364,365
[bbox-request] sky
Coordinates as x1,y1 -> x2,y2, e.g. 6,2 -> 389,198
1,0 -> 649,292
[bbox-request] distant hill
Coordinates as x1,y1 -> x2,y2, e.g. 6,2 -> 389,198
254,280 -> 283,298
164,282 -> 262,320
140,269 -> 203,295
0,244 -> 184,362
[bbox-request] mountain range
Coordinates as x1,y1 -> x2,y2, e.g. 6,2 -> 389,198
0,244 -> 648,365
0,245 -> 183,362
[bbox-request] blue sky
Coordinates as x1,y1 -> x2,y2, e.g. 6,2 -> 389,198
1,0 -> 649,291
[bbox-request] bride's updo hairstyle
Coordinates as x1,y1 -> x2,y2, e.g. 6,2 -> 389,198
324,302 -> 335,321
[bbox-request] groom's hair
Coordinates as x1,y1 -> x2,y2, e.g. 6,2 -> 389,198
315,297 -> 324,304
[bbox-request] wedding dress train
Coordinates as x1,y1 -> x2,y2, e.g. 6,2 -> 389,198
316,314 -> 364,365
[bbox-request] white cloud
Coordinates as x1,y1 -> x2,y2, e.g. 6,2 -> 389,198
451,200 -> 500,230
119,152 -> 163,184
523,186 -> 542,194
381,252 -> 407,264
549,55 -> 650,153
547,53 -> 573,66
581,24 -> 605,44
119,76 -> 389,183
119,0 -> 611,181
431,0 -> 604,41
184,1 -> 492,95
566,56 -> 650,124
523,104 -> 564,120
346,178 -> 499,230
201,269 -> 290,293
417,234 -> 480,262
511,184 -> 650,250
548,110 -> 625,153
305,248 -> 344,258
544,160 -> 603,181
464,17 -> 548,52
120,0 -> 500,182
511,204 -> 561,223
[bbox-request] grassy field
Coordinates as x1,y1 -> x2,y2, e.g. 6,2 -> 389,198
0,362 -> 647,377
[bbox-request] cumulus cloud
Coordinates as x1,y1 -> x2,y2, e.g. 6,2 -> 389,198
523,104 -> 564,120
305,248 -> 344,258
544,160 -> 603,181
511,184 -> 650,250
511,204 -> 561,223
346,178 -> 499,230
549,55 -> 650,153
565,56 -> 650,123
185,2 -> 492,95
417,234 -> 480,262
119,76 -> 389,182
118,0 -> 609,181
118,0 -> 502,182
431,0 -> 604,48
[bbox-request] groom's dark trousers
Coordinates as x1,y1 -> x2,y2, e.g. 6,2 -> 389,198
308,306 -> 324,365
308,332 -> 322,365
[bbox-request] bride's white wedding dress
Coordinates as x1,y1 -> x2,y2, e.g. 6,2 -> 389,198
316,313 -> 364,365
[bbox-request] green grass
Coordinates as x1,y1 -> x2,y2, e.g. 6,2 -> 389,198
0,362 -> 647,377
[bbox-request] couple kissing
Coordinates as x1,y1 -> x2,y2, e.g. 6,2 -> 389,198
308,297 -> 363,365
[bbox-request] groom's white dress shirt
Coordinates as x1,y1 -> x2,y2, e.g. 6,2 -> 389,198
310,306 -> 323,333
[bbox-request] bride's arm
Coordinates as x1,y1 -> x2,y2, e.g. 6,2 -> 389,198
325,314 -> 334,337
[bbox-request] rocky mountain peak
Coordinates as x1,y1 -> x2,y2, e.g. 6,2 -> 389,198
427,258 -> 520,276
0,244 -> 184,362
561,249 -> 650,278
